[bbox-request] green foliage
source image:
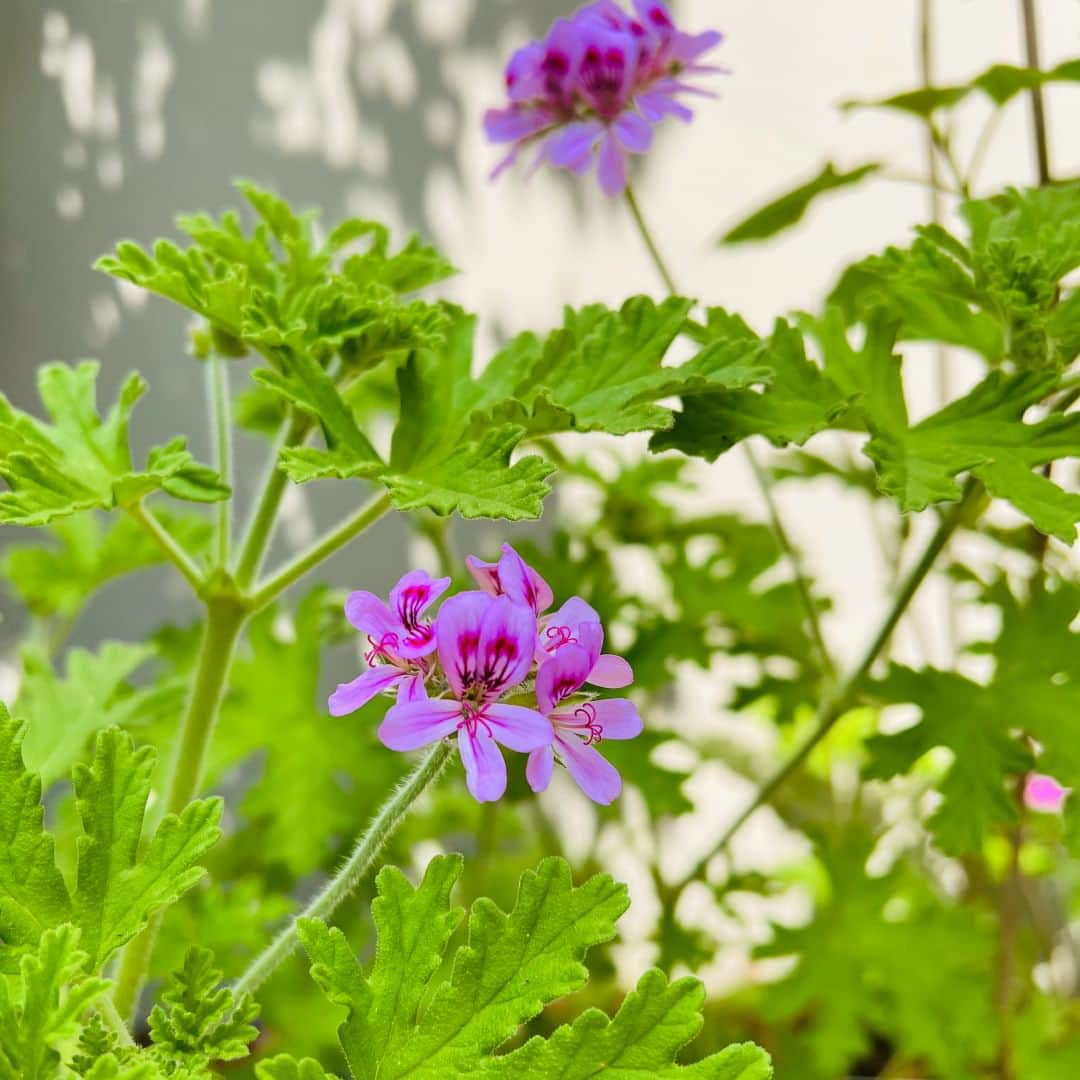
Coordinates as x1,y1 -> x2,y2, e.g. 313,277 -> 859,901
147,947 -> 259,1069
720,162 -> 882,245
0,925 -> 109,1080
0,709 -> 220,969
300,855 -> 769,1079
16,641 -> 183,786
255,1058 -> 341,1080
1,511 -> 210,619
0,362 -> 227,526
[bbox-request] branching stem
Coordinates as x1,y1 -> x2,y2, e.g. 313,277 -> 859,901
128,500 -> 205,593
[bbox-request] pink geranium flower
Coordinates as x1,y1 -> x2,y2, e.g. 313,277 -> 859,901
328,570 -> 450,715
526,643 -> 643,804
1024,773 -> 1069,814
379,593 -> 552,802
465,542 -> 554,615
538,595 -> 633,688
484,0 -> 724,196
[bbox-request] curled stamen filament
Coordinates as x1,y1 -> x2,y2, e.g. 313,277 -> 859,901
574,702 -> 603,745
365,632 -> 401,665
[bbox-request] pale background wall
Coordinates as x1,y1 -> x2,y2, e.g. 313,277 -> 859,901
1,0 -> 1078,975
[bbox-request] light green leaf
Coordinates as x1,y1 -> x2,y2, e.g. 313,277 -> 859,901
0,925 -> 109,1080
300,855 -> 630,1079
81,1058 -> 163,1080
17,641 -> 184,787
480,970 -> 773,1078
1,511 -> 211,619
720,162 -> 882,245
0,362 -> 227,527
147,947 -> 259,1069
0,705 -> 71,952
72,728 -> 222,969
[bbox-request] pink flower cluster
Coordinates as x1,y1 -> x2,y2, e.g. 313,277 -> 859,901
484,1 -> 723,196
330,545 -> 642,804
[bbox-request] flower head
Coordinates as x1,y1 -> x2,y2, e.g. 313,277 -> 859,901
484,0 -> 723,196
328,569 -> 450,715
1024,772 -> 1069,814
526,643 -> 643,804
379,593 -> 552,802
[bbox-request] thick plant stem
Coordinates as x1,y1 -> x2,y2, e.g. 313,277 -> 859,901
232,739 -> 455,1000
128,501 -> 205,593
111,598 -> 248,1022
623,185 -> 835,679
687,481 -> 980,877
250,492 -> 393,612
234,413 -> 310,588
209,355 -> 233,567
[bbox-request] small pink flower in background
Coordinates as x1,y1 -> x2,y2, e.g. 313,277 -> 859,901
1024,773 -> 1070,814
332,547 -> 642,805
484,0 -> 724,195
329,570 -> 450,714
527,643 -> 642,804
379,593 -> 552,802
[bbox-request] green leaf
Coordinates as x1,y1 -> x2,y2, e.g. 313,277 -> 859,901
864,371 -> 1080,539
0,925 -> 109,1080
300,855 -> 630,1078
147,946 -> 259,1069
864,665 -> 1034,854
0,705 -> 71,952
481,970 -> 773,1078
81,1058 -> 163,1080
0,362 -> 227,527
72,728 -> 222,969
651,319 -> 850,459
720,162 -> 882,245
255,1057 -> 341,1080
17,641 -> 184,787
1,511 -> 211,619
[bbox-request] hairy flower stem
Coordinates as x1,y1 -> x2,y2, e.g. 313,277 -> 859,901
112,597 -> 247,1022
623,185 -> 836,681
232,739 -> 455,1000
208,355 -> 233,568
686,480 -> 981,879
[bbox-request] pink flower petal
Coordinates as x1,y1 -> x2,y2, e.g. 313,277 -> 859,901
435,591 -> 492,697
497,544 -> 554,614
588,653 -> 633,689
484,704 -> 554,752
459,728 -> 507,802
613,112 -> 653,154
390,569 -> 450,659
1024,773 -> 1069,813
543,120 -> 603,169
344,591 -> 398,640
477,595 -> 537,693
557,735 -> 622,804
597,131 -> 629,196
328,666 -> 402,716
527,745 -> 555,793
536,645 -> 592,714
396,672 -> 427,704
379,698 -> 460,751
588,698 -> 642,740
465,555 -> 501,596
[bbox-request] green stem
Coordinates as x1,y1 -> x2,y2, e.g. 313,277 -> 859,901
111,597 -> 248,1021
684,480 -> 980,881
624,184 -> 679,295
232,739 -> 455,1000
128,501 -> 205,593
1020,0 -> 1051,185
96,995 -> 135,1047
208,356 -> 233,568
250,492 -> 393,612
234,413 -> 310,588
744,447 -> 835,681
